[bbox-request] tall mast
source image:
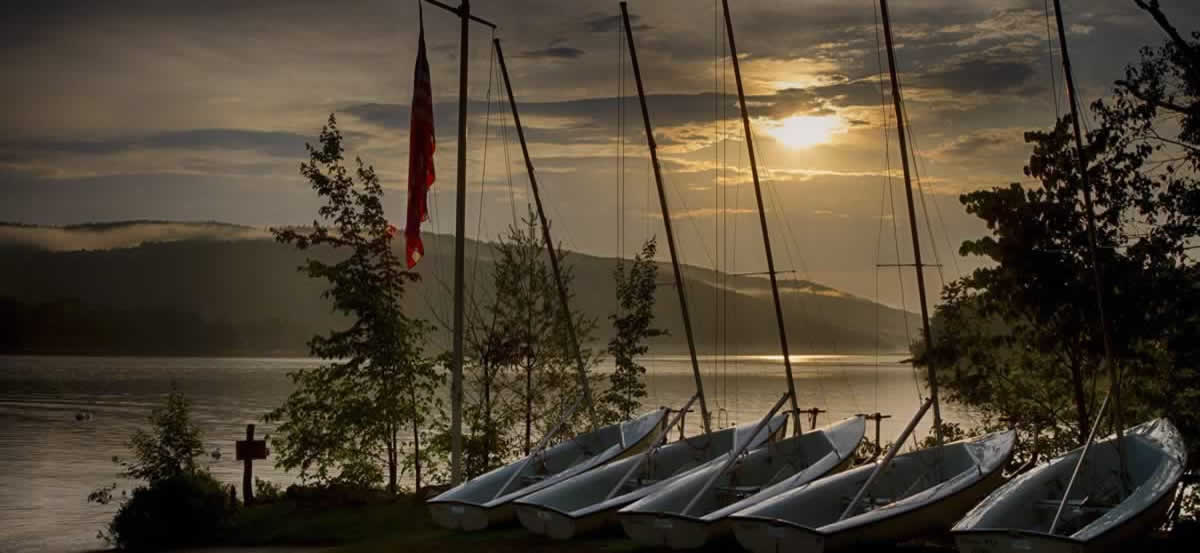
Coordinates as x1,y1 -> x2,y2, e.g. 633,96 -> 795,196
493,39 -> 594,417
879,0 -> 941,446
419,0 -> 496,486
1050,0 -> 1128,487
620,2 -> 711,434
720,0 -> 802,432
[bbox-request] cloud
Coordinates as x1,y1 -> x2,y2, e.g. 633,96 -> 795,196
583,13 -> 651,33
0,221 -> 270,251
519,46 -> 585,60
913,60 -> 1039,95
2,129 -> 315,160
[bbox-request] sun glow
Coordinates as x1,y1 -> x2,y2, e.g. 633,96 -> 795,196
763,114 -> 843,149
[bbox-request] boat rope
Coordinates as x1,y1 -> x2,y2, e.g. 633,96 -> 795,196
1043,0 -> 1061,120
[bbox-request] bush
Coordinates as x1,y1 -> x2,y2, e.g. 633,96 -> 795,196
105,471 -> 235,552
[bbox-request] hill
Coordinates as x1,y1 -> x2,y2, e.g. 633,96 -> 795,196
0,222 -> 919,356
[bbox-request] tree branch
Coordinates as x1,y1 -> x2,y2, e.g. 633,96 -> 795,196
1116,79 -> 1193,115
1133,0 -> 1200,75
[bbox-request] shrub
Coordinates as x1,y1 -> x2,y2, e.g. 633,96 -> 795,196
105,471 -> 234,552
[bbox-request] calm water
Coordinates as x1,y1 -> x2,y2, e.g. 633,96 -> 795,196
0,354 -> 973,552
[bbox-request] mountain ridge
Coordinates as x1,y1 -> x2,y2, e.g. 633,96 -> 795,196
0,221 -> 920,355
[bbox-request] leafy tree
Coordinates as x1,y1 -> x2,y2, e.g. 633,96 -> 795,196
88,389 -> 233,552
490,208 -> 599,455
926,2 -> 1200,508
267,115 -> 441,494
122,388 -> 206,482
601,238 -> 664,423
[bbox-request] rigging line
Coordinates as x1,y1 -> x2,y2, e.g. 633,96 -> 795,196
618,18 -> 625,265
499,82 -> 517,228
1043,0 -> 1061,120
469,37 -> 498,315
895,89 -> 948,288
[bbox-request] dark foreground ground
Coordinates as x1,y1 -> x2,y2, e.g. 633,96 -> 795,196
216,494 -> 1196,553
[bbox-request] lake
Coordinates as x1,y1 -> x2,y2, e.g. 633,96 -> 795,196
0,354 -> 974,552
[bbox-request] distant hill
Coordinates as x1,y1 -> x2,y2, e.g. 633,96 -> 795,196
0,221 -> 920,356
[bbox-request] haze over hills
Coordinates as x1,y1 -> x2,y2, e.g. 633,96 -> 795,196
0,221 -> 920,356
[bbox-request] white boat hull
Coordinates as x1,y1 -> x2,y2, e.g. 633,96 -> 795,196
618,416 -> 866,549
730,430 -> 1016,553
427,408 -> 668,531
952,418 -> 1186,553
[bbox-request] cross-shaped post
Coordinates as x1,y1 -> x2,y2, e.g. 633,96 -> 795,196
798,407 -> 827,430
857,412 -> 892,452
235,424 -> 269,505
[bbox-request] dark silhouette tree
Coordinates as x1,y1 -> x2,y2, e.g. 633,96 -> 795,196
266,115 -> 440,494
601,238 -> 664,423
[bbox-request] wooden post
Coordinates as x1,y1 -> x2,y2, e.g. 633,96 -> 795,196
235,424 -> 269,505
858,412 -> 893,453
800,407 -> 827,430
418,0 -> 497,487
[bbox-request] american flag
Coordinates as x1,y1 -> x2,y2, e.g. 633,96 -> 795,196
404,11 -> 435,269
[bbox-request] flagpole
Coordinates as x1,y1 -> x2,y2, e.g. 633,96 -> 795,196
418,0 -> 496,487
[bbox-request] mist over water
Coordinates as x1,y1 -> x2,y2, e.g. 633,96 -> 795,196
0,354 -> 970,552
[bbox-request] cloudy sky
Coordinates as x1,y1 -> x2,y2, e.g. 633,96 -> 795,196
3,0 -> 1197,308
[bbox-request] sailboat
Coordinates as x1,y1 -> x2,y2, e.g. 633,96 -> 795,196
619,412 -> 866,549
953,3 -> 1187,551
610,3 -> 865,548
722,0 -> 1016,550
423,0 -> 672,531
953,419 -> 1185,553
430,7 -> 720,529
514,409 -> 790,539
427,408 -> 669,530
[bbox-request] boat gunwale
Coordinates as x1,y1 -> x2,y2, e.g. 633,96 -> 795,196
729,430 -> 1015,541
951,418 -> 1187,545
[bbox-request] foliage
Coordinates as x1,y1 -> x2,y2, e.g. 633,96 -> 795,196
105,471 -> 233,552
267,115 -> 441,493
254,477 -> 285,504
925,2 -> 1199,517
121,388 -> 206,482
88,388 -> 236,551
600,238 -> 664,424
488,208 -> 600,454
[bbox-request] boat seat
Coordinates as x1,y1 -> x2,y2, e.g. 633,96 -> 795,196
716,485 -> 762,499
1035,496 -> 1113,514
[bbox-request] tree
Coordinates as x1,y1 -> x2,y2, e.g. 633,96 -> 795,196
89,389 -> 233,552
927,2 -> 1200,496
266,115 -> 441,494
600,238 -> 664,423
490,208 -> 599,455
122,387 -> 206,482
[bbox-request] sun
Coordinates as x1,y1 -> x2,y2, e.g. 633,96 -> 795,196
763,114 -> 843,149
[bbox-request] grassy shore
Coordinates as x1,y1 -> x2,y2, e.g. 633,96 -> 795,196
219,492 -> 1194,553
221,495 -> 648,553
218,493 -> 962,553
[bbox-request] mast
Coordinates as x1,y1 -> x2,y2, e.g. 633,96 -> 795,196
419,0 -> 496,486
720,0 -> 802,433
493,39 -> 594,416
1050,0 -> 1129,488
620,1 -> 712,434
879,0 -> 941,447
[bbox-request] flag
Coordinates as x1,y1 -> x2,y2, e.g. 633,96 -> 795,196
405,9 -> 435,269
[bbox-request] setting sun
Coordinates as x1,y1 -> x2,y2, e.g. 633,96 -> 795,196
763,114 -> 844,149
